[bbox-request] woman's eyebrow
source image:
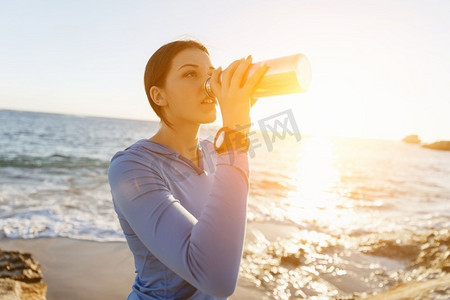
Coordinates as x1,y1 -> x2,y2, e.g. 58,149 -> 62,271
178,64 -> 198,70
178,64 -> 215,70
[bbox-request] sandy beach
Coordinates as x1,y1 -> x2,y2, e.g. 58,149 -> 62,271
1,222 -> 449,299
0,237 -> 269,300
0,237 -> 134,300
0,223 -> 278,300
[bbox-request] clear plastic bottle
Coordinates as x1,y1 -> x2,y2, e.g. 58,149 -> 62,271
250,53 -> 312,98
204,53 -> 312,98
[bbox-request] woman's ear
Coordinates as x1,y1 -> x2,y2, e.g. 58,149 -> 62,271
149,86 -> 167,106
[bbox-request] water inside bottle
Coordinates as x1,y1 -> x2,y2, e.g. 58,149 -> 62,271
252,71 -> 302,98
250,53 -> 311,98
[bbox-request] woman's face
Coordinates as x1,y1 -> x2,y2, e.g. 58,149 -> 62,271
160,48 -> 217,125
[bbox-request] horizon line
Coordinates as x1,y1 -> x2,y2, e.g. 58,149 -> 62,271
0,107 -> 438,142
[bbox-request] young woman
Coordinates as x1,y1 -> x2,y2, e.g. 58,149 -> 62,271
108,40 -> 267,299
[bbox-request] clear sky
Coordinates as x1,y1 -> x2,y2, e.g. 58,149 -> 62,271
1,0 -> 449,141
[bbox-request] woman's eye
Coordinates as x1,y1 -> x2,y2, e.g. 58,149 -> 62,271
184,71 -> 197,78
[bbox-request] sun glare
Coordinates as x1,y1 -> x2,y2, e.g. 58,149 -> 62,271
281,136 -> 360,233
285,136 -> 338,208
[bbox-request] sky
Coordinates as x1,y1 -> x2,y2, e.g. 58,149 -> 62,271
1,0 -> 449,141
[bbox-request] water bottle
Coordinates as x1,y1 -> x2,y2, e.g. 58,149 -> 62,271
204,53 -> 312,99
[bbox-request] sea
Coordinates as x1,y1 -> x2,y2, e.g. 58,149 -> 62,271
1,109 -> 449,299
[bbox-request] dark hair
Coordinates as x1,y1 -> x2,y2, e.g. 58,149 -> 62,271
144,40 -> 209,129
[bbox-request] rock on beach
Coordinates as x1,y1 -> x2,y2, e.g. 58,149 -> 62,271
0,249 -> 47,300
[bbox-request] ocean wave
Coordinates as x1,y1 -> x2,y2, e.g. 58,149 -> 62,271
0,154 -> 109,170
0,208 -> 124,242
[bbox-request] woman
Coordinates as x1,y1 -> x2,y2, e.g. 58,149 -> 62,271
108,40 -> 268,299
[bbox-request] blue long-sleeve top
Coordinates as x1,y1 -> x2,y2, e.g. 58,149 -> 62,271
108,138 -> 249,299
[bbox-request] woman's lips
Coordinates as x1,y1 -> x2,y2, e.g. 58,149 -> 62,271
201,98 -> 217,104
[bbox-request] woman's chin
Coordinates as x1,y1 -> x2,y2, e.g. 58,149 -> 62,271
200,111 -> 217,124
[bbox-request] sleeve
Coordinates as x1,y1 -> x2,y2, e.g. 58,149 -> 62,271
108,150 -> 249,297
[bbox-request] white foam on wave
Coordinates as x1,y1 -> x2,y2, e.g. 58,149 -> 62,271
0,208 -> 125,242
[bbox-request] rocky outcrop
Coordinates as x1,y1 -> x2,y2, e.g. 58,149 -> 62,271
402,134 -> 421,144
0,250 -> 46,300
410,229 -> 450,272
402,135 -> 450,151
421,140 -> 450,151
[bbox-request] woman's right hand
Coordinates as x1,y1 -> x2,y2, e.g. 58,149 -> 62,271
209,56 -> 268,135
